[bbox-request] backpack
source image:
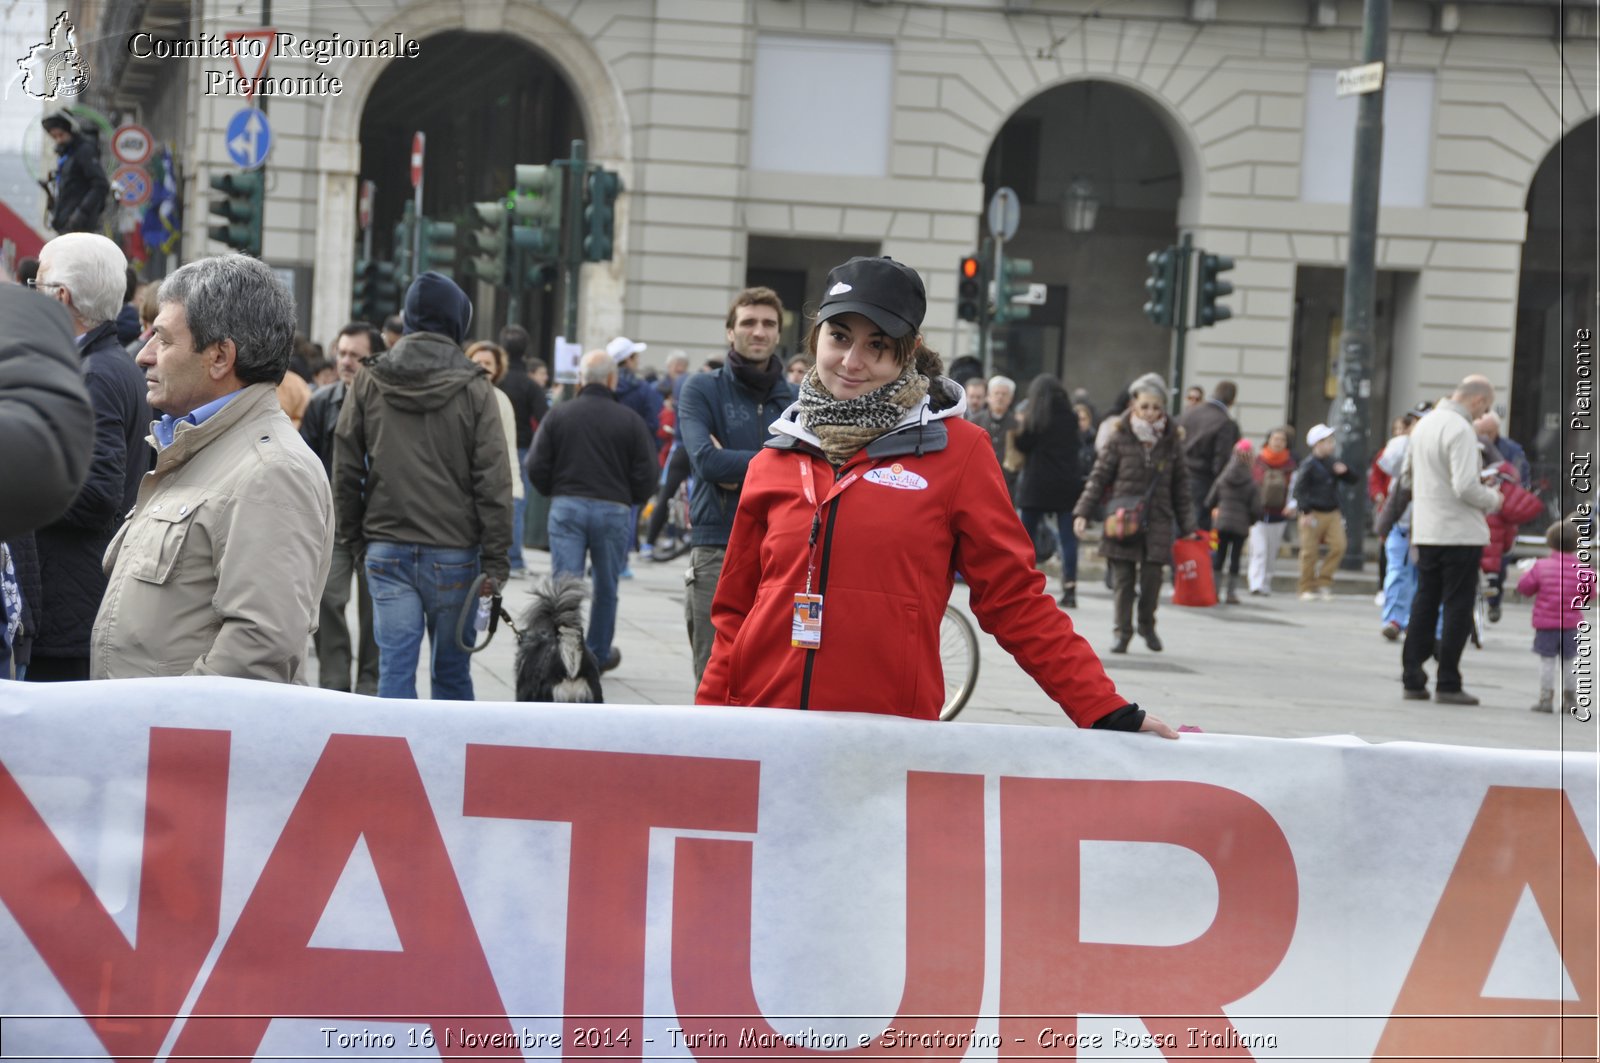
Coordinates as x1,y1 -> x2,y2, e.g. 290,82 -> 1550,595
1260,465 -> 1289,510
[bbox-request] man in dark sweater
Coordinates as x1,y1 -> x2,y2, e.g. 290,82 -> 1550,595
528,349 -> 658,672
27,233 -> 149,681
1293,423 -> 1358,601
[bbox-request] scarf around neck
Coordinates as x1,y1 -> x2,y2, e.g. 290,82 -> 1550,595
726,348 -> 782,395
1129,412 -> 1167,445
798,365 -> 929,465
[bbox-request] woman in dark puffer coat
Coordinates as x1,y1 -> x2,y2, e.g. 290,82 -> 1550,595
1073,374 -> 1194,653
1013,374 -> 1084,607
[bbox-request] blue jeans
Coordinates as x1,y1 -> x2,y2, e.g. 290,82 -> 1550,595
1381,526 -> 1416,628
510,446 -> 530,570
364,541 -> 479,700
1020,509 -> 1077,584
548,496 -> 631,660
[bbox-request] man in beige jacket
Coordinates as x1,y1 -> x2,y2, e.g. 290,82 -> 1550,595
91,255 -> 333,682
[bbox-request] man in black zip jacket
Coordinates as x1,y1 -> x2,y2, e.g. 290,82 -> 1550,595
527,350 -> 657,673
41,110 -> 109,235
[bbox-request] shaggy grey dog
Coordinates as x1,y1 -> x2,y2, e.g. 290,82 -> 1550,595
514,575 -> 604,703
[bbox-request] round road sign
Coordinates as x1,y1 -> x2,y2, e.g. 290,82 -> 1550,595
112,124 -> 154,166
111,164 -> 152,207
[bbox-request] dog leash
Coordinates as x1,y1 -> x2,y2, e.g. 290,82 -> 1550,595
455,573 -> 523,654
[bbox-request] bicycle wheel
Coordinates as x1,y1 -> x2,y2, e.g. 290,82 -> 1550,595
939,605 -> 980,721
1471,582 -> 1487,649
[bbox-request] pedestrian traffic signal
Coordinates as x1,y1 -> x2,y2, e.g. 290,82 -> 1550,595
511,164 -> 563,262
1143,247 -> 1179,327
466,201 -> 509,286
416,216 -> 458,278
957,254 -> 984,322
207,170 -> 263,256
1196,253 -> 1235,327
992,257 -> 1033,324
582,168 -> 621,262
351,257 -> 371,319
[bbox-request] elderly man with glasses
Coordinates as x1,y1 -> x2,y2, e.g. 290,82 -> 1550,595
25,233 -> 150,682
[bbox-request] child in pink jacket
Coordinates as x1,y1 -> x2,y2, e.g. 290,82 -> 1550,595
1516,517 -> 1595,713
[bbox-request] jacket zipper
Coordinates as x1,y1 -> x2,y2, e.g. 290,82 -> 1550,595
797,465 -> 842,711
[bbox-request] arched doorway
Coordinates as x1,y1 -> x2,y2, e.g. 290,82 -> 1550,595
981,80 -> 1183,406
358,30 -> 586,344
1511,116 -> 1597,517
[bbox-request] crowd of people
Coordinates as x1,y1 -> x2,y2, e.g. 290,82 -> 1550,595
0,235 -> 1585,720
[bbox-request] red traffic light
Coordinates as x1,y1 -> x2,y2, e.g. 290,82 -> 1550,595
960,255 -> 980,279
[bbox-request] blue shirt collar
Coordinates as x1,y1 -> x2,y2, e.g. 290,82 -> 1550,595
154,389 -> 244,449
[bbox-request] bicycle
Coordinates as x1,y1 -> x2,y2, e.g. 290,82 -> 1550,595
939,604 -> 980,721
643,476 -> 693,563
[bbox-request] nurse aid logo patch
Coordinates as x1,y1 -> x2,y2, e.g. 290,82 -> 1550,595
865,463 -> 928,490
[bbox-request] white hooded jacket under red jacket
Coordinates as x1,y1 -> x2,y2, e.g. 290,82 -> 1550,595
697,378 -> 1134,726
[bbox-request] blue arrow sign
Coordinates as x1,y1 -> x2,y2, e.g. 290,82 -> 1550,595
225,107 -> 271,170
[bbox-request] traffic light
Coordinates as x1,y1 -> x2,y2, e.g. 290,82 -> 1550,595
207,170 -> 263,256
511,164 -> 563,262
392,204 -> 415,291
992,257 -> 1033,324
352,257 -> 372,320
416,216 -> 457,278
1196,253 -> 1235,327
582,168 -> 621,262
370,261 -> 399,318
956,254 -> 984,322
467,201 -> 509,286
1143,247 -> 1178,327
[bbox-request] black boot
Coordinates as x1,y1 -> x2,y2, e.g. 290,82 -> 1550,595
1139,627 -> 1163,652
1058,582 -> 1077,608
1110,632 -> 1131,654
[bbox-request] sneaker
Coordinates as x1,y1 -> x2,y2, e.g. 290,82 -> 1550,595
1373,590 -> 1384,606
1434,689 -> 1480,706
640,543 -> 654,559
1488,602 -> 1501,623
1317,587 -> 1334,602
1402,688 -> 1430,701
619,566 -> 634,580
1249,588 -> 1265,596
1298,591 -> 1317,601
1381,621 -> 1402,641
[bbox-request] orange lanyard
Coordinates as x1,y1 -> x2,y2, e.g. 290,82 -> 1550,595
798,457 -> 874,595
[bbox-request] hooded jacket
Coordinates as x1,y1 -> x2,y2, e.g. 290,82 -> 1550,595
1074,411 -> 1195,564
0,286 -> 93,540
1202,456 -> 1262,537
697,377 -> 1136,728
91,384 -> 333,681
332,332 -> 513,583
614,367 -> 663,435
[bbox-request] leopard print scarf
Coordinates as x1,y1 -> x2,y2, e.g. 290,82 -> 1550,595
797,365 -> 929,465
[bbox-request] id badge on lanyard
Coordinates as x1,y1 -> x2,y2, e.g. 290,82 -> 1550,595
790,458 -> 872,651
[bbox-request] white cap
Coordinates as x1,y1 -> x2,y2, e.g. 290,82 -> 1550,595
606,336 -> 647,363
1306,423 -> 1335,447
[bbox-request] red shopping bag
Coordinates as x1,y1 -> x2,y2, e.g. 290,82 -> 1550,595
1172,534 -> 1217,607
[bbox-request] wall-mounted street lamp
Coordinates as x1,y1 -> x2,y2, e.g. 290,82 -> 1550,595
1064,175 -> 1099,233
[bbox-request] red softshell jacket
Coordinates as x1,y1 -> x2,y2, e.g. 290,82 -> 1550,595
696,397 -> 1128,724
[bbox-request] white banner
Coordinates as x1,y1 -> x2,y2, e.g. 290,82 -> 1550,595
0,678 -> 1594,1062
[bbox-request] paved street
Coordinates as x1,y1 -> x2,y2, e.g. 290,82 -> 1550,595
330,544 -> 1597,756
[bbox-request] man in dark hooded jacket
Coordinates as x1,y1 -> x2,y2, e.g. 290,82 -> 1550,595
333,271 -> 512,700
41,110 -> 109,235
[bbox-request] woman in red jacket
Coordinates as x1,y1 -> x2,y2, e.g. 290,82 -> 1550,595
696,256 -> 1176,738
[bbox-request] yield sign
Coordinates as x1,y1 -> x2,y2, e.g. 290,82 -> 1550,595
224,29 -> 275,98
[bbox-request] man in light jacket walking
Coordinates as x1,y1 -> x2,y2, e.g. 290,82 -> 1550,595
1400,375 -> 1503,705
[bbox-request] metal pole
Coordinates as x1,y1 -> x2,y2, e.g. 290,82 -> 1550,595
990,234 -> 1005,379
563,139 -> 587,341
978,235 -> 992,375
412,132 -> 425,275
1169,234 -> 1193,414
1334,0 -> 1390,569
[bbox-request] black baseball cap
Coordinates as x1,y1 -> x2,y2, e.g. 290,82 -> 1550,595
816,256 -> 926,339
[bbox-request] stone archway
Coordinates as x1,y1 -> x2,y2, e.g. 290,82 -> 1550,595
1510,114 -> 1598,517
308,0 -> 631,344
978,76 -> 1199,402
